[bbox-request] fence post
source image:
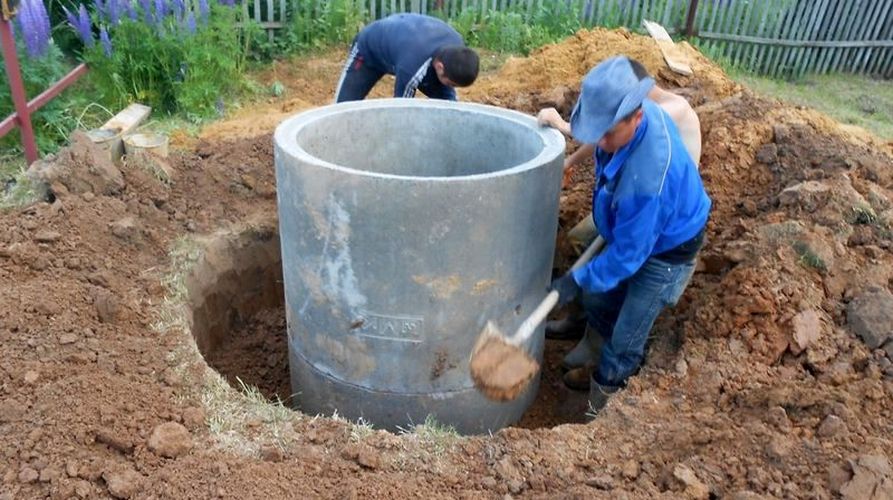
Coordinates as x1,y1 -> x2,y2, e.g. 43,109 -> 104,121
684,0 -> 699,37
0,18 -> 39,165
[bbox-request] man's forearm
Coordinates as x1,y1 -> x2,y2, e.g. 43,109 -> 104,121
566,143 -> 595,168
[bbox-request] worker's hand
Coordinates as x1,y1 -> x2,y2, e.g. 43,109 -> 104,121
537,107 -> 562,129
550,274 -> 581,306
561,161 -> 575,189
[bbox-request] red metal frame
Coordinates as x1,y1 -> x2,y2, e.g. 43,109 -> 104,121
1,18 -> 88,165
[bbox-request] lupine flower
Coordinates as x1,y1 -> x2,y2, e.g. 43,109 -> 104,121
63,6 -> 78,27
154,0 -> 167,20
139,0 -> 154,24
198,0 -> 209,24
93,0 -> 106,21
218,0 -> 235,7
172,0 -> 185,20
100,26 -> 113,56
124,0 -> 138,20
15,0 -> 52,57
66,4 -> 95,47
107,0 -> 121,25
185,12 -> 196,33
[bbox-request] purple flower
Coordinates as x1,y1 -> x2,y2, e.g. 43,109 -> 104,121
198,0 -> 209,23
107,0 -> 121,25
185,12 -> 196,33
139,0 -> 154,24
14,0 -> 52,58
218,0 -> 235,7
93,0 -> 106,21
63,5 -> 79,27
172,0 -> 185,20
124,0 -> 138,20
100,26 -> 113,56
66,4 -> 95,48
154,0 -> 167,20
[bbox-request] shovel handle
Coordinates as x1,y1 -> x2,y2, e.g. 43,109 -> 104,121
508,236 -> 606,346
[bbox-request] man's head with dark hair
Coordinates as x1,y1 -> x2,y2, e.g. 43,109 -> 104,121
434,46 -> 480,87
626,57 -> 650,81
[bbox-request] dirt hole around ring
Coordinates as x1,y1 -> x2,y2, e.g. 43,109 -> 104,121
185,224 -> 682,431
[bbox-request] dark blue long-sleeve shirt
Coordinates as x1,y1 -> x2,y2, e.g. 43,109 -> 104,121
572,100 -> 711,293
355,14 -> 463,100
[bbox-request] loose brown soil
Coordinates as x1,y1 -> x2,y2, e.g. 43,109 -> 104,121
469,328 -> 540,403
2,27 -> 893,499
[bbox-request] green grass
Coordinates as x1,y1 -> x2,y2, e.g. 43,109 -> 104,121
727,69 -> 893,140
793,241 -> 828,273
0,157 -> 41,209
852,204 -> 879,225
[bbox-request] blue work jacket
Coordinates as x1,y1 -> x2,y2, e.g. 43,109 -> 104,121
572,99 -> 711,293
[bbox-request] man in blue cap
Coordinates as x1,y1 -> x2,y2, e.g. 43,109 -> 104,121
542,56 -> 711,415
334,13 -> 480,102
538,57 -> 703,387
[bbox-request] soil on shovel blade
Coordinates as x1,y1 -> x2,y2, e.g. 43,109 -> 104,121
469,331 -> 540,403
2,27 -> 893,499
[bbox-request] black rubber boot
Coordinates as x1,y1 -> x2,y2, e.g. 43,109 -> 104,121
545,312 -> 587,340
561,325 -> 603,371
562,365 -> 593,391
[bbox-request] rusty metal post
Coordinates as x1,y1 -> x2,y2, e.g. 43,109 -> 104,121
0,18 -> 39,164
684,0 -> 700,37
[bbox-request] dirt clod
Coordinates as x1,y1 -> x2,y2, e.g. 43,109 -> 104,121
59,333 -> 78,345
34,230 -> 61,243
622,460 -> 641,480
181,407 -> 206,430
147,422 -> 192,458
356,447 -> 381,470
18,467 -> 38,484
95,428 -> 135,454
846,286 -> 893,349
840,455 -> 893,500
30,131 -> 125,196
103,468 -> 143,499
817,414 -> 847,438
260,446 -> 284,463
585,474 -> 615,490
23,370 -> 39,384
110,216 -> 140,242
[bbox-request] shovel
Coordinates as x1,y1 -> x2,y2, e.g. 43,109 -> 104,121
469,235 -> 606,401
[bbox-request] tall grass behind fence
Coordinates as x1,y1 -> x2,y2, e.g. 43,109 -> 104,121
246,0 -> 892,78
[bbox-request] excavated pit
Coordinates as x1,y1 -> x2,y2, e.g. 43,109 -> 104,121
181,223 -> 634,429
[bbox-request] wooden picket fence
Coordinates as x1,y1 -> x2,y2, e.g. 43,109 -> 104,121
243,0 -> 893,78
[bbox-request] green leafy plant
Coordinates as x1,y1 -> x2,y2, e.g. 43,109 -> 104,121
449,2 -> 581,55
793,241 -> 827,273
852,205 -> 878,225
69,1 -> 251,120
285,0 -> 365,51
0,41 -> 92,155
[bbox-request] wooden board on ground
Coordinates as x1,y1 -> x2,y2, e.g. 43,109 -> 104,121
642,19 -> 693,76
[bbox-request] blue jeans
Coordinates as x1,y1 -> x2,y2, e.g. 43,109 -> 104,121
580,255 -> 696,388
